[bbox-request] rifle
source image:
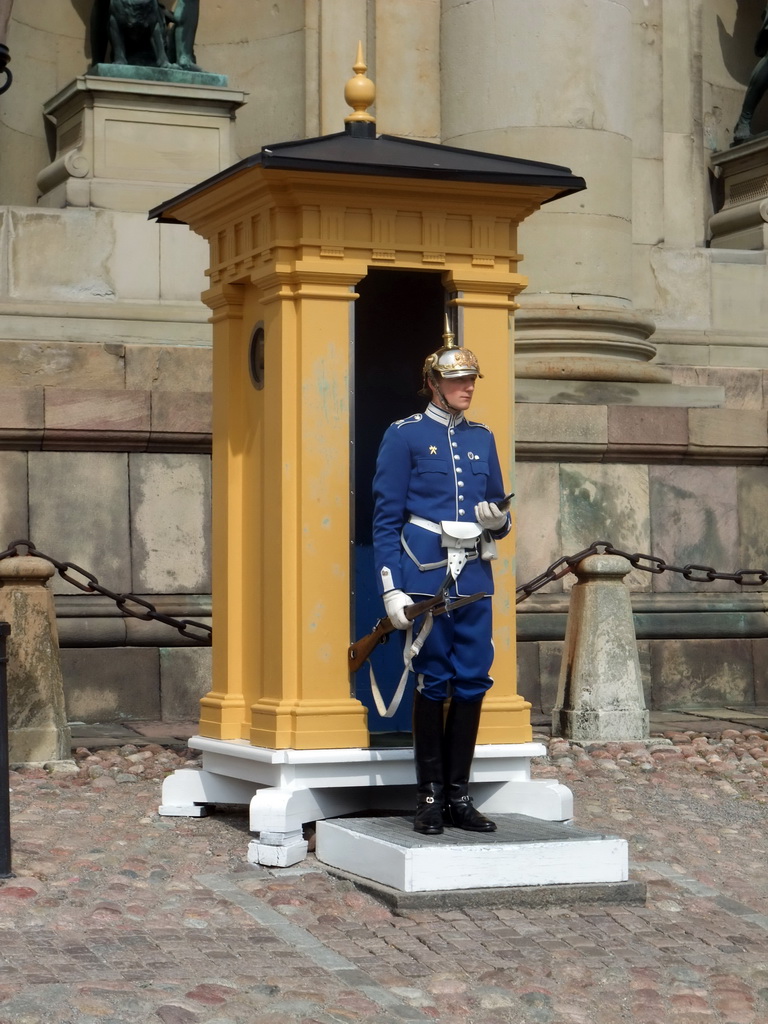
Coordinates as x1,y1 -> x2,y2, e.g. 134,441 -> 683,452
349,494 -> 510,674
348,588 -> 485,673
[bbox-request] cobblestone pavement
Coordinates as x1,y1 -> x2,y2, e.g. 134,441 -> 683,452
4,725 -> 768,1024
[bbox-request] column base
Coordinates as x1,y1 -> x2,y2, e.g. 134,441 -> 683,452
9,726 -> 71,765
248,832 -> 308,868
477,694 -> 534,745
515,303 -> 668,383
516,357 -> 670,384
552,708 -> 650,744
198,692 -> 248,741
249,698 -> 370,751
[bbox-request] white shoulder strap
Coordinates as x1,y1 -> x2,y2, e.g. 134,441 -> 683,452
367,613 -> 435,718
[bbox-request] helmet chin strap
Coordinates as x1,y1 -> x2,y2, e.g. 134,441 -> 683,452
429,372 -> 462,416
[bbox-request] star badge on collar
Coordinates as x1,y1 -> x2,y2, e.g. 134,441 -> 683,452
429,445 -> 438,454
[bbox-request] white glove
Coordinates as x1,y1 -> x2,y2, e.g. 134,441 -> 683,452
475,501 -> 507,531
383,589 -> 414,630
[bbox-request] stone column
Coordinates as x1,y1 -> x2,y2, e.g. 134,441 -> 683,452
440,0 -> 664,383
374,0 -> 440,142
552,553 -> 649,742
0,556 -> 71,763
314,0 -> 369,135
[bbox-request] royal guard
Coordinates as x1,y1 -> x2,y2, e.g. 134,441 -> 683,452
372,324 -> 511,835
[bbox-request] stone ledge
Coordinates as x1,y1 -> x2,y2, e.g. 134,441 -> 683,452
516,403 -> 768,463
0,388 -> 211,452
515,378 -> 724,407
518,592 -> 768,644
43,388 -> 151,451
53,593 -> 211,647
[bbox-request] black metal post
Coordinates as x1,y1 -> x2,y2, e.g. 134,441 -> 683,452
0,622 -> 11,879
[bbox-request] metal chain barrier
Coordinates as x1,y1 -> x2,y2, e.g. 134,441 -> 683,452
516,540 -> 768,604
0,44 -> 11,96
3,536 -> 766,634
0,540 -> 211,645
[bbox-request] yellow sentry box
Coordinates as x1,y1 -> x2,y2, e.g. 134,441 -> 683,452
152,55 -> 584,751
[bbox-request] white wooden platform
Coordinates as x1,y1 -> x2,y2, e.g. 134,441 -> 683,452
158,737 -> 574,866
316,814 -> 629,892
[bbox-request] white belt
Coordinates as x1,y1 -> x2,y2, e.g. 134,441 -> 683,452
408,515 -> 442,534
405,515 -> 482,578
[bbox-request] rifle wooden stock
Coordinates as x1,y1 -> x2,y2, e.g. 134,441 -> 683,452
348,591 -> 485,673
348,594 -> 444,673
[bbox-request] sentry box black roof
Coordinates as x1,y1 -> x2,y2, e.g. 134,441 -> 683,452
150,124 -> 586,224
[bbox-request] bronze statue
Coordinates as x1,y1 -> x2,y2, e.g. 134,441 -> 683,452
167,0 -> 200,71
733,8 -> 768,145
90,0 -> 200,71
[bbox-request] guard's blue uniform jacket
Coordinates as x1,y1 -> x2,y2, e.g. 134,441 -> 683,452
372,402 -> 511,702
372,402 -> 510,599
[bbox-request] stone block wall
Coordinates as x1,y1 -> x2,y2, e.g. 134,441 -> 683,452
4,378 -> 768,725
61,646 -> 212,723
0,447 -> 212,723
2,0 -> 768,730
0,202 -> 214,724
516,401 -> 768,716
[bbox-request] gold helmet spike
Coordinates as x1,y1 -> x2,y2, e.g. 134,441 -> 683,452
422,315 -> 483,386
442,316 -> 456,348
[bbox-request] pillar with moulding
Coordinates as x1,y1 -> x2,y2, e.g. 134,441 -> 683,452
441,0 -> 665,385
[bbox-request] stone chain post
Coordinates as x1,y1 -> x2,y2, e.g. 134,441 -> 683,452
0,557 -> 71,763
551,553 -> 649,742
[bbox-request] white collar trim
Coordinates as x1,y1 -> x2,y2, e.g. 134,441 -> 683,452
425,403 -> 464,426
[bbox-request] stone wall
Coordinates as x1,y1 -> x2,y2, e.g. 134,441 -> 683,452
0,202 -> 213,724
1,1 -> 768,726
0,445 -> 212,723
516,400 -> 768,716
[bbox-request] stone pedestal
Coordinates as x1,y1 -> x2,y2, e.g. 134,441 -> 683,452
37,75 -> 246,213
88,64 -> 228,88
552,553 -> 649,742
0,556 -> 71,764
709,136 -> 768,250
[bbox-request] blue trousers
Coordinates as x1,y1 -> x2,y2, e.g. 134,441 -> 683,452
407,596 -> 494,703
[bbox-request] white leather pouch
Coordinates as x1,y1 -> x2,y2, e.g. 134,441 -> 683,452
439,521 -> 483,548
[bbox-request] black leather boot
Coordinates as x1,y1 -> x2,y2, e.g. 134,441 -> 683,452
443,698 -> 497,832
412,690 -> 445,835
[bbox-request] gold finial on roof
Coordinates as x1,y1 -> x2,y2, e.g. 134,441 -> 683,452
344,41 -> 376,124
442,314 -> 457,349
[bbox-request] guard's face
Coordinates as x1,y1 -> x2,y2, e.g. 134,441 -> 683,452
433,374 -> 477,410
